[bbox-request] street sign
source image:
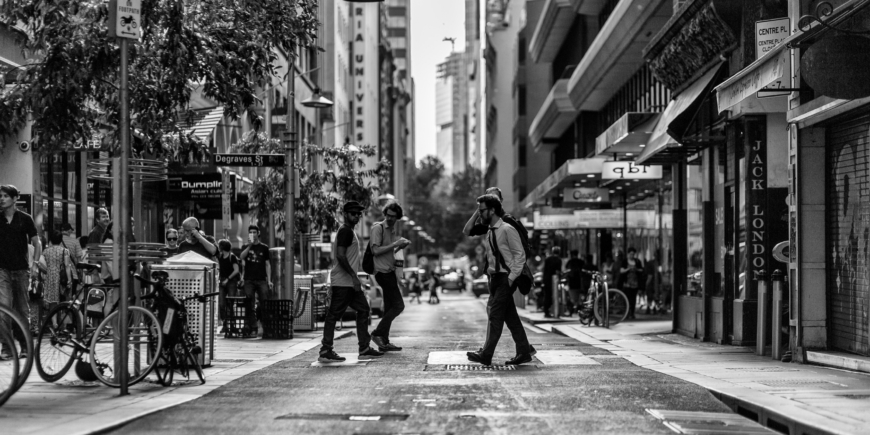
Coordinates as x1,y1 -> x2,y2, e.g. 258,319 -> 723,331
756,18 -> 791,99
70,131 -> 109,152
213,153 -> 286,167
108,0 -> 141,40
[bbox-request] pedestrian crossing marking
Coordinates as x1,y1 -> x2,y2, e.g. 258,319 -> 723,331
310,354 -> 372,367
427,351 -> 476,365
533,350 -> 601,365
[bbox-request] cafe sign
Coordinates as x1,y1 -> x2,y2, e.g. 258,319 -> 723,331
562,187 -> 609,203
601,162 -> 662,180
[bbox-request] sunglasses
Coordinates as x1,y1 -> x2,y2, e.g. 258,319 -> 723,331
348,211 -> 362,217
166,237 -> 178,241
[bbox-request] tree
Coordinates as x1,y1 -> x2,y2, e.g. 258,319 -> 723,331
230,131 -> 391,236
0,0 -> 320,154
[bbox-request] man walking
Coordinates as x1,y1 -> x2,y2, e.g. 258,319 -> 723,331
319,201 -> 384,362
369,201 -> 410,352
0,185 -> 40,359
240,225 -> 271,330
87,208 -> 110,244
466,194 -> 534,366
564,249 -> 585,315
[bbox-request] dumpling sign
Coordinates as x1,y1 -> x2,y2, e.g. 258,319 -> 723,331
108,0 -> 141,41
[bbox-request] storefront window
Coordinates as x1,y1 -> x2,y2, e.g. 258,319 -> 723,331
686,165 -> 704,295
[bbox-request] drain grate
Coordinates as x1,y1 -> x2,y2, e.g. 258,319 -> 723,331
841,394 -> 870,400
446,364 -> 516,371
759,379 -> 846,387
275,413 -> 410,421
535,343 -> 581,347
725,367 -> 800,372
211,359 -> 255,363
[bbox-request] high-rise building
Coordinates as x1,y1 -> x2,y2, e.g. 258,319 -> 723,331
435,51 -> 468,178
384,0 -> 414,205
466,0 -> 483,174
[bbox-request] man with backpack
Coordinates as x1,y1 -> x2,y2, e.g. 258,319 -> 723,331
465,194 -> 534,366
368,201 -> 410,352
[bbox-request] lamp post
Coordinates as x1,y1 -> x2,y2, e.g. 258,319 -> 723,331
300,88 -> 333,271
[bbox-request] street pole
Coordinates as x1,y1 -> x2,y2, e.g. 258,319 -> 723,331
284,64 -> 296,322
118,37 -> 130,396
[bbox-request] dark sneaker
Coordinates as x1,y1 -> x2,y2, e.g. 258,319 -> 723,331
529,345 -> 537,356
359,347 -> 385,357
380,343 -> 402,352
466,351 -> 492,366
505,353 -> 533,366
318,350 -> 346,363
372,335 -> 388,349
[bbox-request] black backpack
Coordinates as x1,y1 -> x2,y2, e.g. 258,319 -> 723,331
361,222 -> 382,275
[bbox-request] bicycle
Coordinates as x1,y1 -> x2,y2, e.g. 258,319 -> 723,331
577,270 -> 629,327
135,271 -> 218,386
0,302 -> 34,406
35,262 -> 163,387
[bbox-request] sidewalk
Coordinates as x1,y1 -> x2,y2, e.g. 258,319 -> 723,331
551,322 -> 870,435
2,328 -> 350,435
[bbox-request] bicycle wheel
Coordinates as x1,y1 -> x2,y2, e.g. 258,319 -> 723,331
0,328 -> 20,407
89,306 -> 162,388
594,289 -> 629,326
183,341 -> 205,385
36,303 -> 82,382
152,346 -> 174,387
0,304 -> 34,392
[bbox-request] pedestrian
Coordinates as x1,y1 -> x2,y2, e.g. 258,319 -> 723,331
216,239 -> 241,328
564,249 -> 585,315
466,194 -> 534,366
40,230 -> 74,314
369,201 -> 410,352
60,223 -> 84,263
240,225 -> 271,332
619,247 -> 644,320
319,201 -> 384,362
0,185 -> 41,360
426,268 -> 440,304
177,217 -> 217,258
87,208 -> 110,244
542,246 -> 562,318
160,228 -> 181,256
408,272 -> 422,304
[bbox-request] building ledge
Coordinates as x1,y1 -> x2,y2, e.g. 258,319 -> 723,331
566,0 -> 672,111
529,79 -> 576,151
529,0 -> 610,63
807,350 -> 870,374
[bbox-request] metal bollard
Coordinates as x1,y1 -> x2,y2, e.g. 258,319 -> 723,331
756,271 -> 769,356
552,275 -> 560,319
771,270 -> 784,361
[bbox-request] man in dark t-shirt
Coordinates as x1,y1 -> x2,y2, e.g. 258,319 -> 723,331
177,217 -> 217,259
0,185 -> 41,358
216,239 -> 241,322
240,225 -> 271,330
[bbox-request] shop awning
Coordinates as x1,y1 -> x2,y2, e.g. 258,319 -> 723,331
636,64 -> 723,165
714,0 -> 870,112
520,158 -> 607,209
177,106 -> 224,143
595,112 -> 659,157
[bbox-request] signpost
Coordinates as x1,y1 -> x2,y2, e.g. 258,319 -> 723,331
756,18 -> 791,99
213,153 -> 286,167
108,0 -> 140,396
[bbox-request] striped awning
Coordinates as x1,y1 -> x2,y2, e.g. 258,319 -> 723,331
177,106 -> 224,143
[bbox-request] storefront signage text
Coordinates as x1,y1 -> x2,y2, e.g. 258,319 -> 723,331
353,7 -> 365,143
601,162 -> 662,180
562,187 -> 609,203
755,18 -> 791,99
534,210 -> 672,230
748,134 -> 768,284
166,173 -> 233,202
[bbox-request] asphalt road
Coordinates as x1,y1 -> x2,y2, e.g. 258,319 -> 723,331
112,290 -> 734,434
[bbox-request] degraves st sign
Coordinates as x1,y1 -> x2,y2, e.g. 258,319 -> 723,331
601,162 -> 663,180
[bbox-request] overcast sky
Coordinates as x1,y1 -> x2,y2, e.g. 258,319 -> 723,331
410,0 -> 467,165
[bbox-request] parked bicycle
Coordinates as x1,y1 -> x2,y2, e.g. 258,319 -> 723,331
0,302 -> 34,406
577,270 -> 629,327
35,262 -> 163,387
135,271 -> 218,386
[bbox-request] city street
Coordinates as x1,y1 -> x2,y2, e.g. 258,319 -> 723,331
110,292 -> 737,434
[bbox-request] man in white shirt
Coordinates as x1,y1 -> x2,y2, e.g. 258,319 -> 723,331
466,194 -> 534,366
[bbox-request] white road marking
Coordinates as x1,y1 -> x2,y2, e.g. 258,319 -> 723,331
523,323 -> 547,334
534,350 -> 601,365
427,351 -> 475,365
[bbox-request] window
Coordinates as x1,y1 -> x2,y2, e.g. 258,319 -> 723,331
517,85 -> 527,116
388,28 -> 406,37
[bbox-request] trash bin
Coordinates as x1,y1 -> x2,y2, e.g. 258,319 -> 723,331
151,251 -> 217,367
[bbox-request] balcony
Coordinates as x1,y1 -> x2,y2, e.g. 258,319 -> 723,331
528,79 -> 575,153
529,0 -> 610,64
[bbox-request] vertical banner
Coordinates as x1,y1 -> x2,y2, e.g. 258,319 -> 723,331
746,118 -> 768,300
221,170 -> 232,230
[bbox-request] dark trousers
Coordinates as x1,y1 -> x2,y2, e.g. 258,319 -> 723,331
542,284 -> 553,314
321,286 -> 371,353
244,280 -> 270,322
624,287 -> 638,317
481,274 -> 531,358
372,271 -> 404,341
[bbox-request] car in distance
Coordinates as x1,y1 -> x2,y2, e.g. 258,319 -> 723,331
439,268 -> 465,292
471,275 -> 488,298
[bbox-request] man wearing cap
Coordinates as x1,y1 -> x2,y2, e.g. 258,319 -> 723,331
0,185 -> 40,359
319,201 -> 384,362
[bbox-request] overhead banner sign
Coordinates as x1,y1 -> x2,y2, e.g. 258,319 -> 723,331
166,173 -> 233,202
214,153 -> 286,167
756,18 -> 791,99
601,162 -> 663,180
715,50 -> 786,112
562,187 -> 609,203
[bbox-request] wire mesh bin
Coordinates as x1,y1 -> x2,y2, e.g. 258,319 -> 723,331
293,275 -> 314,331
151,251 -> 217,366
224,296 -> 255,338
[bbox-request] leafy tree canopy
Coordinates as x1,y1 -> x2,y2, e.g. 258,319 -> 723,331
0,0 -> 320,153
